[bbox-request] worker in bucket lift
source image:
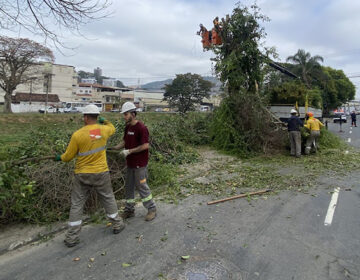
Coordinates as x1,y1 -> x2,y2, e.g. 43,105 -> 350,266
287,109 -> 303,158
110,102 -> 157,222
55,104 -> 125,247
304,112 -> 324,155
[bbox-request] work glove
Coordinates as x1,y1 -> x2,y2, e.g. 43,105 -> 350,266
55,154 -> 62,161
98,116 -> 106,124
121,149 -> 130,157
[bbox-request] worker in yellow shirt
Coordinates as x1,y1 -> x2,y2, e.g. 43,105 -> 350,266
304,112 -> 324,155
55,104 -> 125,247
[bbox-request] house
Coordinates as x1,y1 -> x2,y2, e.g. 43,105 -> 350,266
75,83 -> 134,111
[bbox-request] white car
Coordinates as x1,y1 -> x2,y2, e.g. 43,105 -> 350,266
39,106 -> 63,113
333,113 -> 347,123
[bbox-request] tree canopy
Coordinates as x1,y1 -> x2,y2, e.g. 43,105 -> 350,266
265,50 -> 356,113
207,4 -> 286,155
286,49 -> 323,88
0,36 -> 54,113
163,73 -> 212,114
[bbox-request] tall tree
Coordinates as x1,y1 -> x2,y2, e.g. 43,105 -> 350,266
286,49 -> 323,88
163,73 -> 212,114
208,4 -> 286,155
0,0 -> 111,46
0,36 -> 54,113
317,67 -> 355,113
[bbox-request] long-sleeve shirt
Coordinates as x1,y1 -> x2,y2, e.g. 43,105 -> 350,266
287,115 -> 303,131
304,117 -> 324,131
61,120 -> 115,174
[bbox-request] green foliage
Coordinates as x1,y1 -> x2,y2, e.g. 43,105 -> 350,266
317,67 -> 356,113
0,113 -> 210,225
268,81 -> 322,108
318,128 -> 347,150
0,163 -> 37,224
214,4 -> 269,94
210,95 -> 287,156
209,4 -> 286,155
163,73 -> 212,113
286,49 -> 323,87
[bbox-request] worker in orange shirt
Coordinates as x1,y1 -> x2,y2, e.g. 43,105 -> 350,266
55,104 -> 125,247
304,112 -> 324,155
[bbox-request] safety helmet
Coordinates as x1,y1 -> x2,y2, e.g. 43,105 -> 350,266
306,112 -> 314,117
290,109 -> 297,114
83,104 -> 100,115
121,102 -> 136,114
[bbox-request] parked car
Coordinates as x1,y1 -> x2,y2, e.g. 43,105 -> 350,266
155,108 -> 163,112
64,107 -> 80,113
39,106 -> 63,113
110,108 -> 120,113
333,113 -> 347,123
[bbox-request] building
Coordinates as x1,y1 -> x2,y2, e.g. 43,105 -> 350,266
102,78 -> 118,87
94,67 -> 102,78
75,83 -> 133,111
81,78 -> 97,84
0,62 -> 77,106
10,92 -> 61,113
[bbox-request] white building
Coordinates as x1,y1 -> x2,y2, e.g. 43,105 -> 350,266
81,78 -> 97,84
102,78 -> 118,87
0,62 -> 77,104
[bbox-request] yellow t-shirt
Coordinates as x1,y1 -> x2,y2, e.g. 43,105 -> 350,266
61,120 -> 115,174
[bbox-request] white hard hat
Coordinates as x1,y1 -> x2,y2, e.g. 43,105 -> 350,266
290,109 -> 297,114
83,104 -> 100,115
121,102 -> 136,113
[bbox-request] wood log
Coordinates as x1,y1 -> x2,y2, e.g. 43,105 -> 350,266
207,189 -> 271,205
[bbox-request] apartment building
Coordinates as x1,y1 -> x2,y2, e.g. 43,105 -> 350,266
0,62 -> 77,104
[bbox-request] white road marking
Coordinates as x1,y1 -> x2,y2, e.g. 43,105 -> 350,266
348,138 -> 351,143
350,131 -> 352,134
324,187 -> 340,226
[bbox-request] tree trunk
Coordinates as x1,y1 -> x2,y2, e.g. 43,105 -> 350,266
4,91 -> 13,113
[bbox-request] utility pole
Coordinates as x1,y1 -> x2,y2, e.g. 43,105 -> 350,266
43,63 -> 54,115
29,77 -> 36,112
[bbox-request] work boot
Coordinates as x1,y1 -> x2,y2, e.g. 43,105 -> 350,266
64,237 -> 80,248
121,211 -> 135,219
64,225 -> 81,248
113,220 -> 126,234
145,208 -> 156,221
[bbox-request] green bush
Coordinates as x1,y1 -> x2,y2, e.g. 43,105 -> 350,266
0,113 -> 210,225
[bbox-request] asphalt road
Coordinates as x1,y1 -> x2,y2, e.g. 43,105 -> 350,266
0,122 -> 359,280
327,116 -> 360,148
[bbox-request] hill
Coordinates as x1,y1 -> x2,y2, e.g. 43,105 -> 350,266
141,76 -> 221,91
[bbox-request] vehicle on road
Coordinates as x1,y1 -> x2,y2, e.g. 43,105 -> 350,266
110,108 -> 120,113
64,107 -> 80,113
269,105 -> 322,122
333,112 -> 347,123
38,106 -> 63,113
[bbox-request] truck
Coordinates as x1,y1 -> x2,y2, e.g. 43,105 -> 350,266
269,105 -> 322,122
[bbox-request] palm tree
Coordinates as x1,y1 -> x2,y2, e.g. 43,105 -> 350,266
286,49 -> 323,88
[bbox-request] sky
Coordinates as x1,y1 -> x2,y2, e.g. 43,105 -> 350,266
5,0 -> 360,96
